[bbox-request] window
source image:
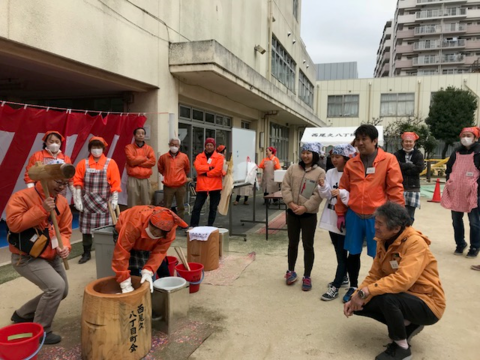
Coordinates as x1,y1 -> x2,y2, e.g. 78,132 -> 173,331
380,93 -> 415,117
298,71 -> 314,107
270,123 -> 289,163
327,95 -> 359,117
271,36 -> 296,92
241,121 -> 250,129
293,0 -> 298,20
178,105 -> 232,128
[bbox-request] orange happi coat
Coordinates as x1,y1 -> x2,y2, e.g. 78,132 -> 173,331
112,206 -> 178,283
6,182 -> 72,261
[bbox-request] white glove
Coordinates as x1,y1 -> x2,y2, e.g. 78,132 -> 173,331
111,191 -> 119,209
27,183 -> 34,188
74,188 -> 83,212
140,269 -> 154,293
120,277 -> 134,294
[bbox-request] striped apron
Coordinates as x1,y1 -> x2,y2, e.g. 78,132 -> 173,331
79,158 -> 112,234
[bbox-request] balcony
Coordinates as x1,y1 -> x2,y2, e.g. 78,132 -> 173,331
443,23 -> 466,34
382,64 -> 390,76
413,56 -> 439,65
399,0 -> 416,9
466,24 -> 480,35
396,44 -> 415,53
442,54 -> 465,63
397,29 -> 415,39
441,39 -> 466,48
416,8 -> 466,20
395,59 -> 414,68
417,0 -> 467,4
466,40 -> 480,49
397,13 -> 417,24
414,41 -> 440,51
414,25 -> 441,35
418,70 -> 439,76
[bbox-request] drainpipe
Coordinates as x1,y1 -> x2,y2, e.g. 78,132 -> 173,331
315,84 -> 320,115
416,80 -> 421,118
267,0 -> 273,80
367,81 -> 372,121
464,79 -> 480,126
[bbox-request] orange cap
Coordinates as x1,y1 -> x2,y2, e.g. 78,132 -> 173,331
42,130 -> 65,142
89,136 -> 108,147
401,132 -> 419,141
216,145 -> 226,153
150,208 -> 188,231
460,127 -> 480,138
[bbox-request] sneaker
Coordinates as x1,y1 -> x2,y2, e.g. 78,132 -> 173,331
375,342 -> 411,360
285,271 -> 298,285
343,287 -> 357,303
302,277 -> 312,291
243,201 -> 249,205
328,276 -> 349,289
454,243 -> 467,256
233,201 -> 239,205
466,248 -> 479,258
406,324 -> 424,344
11,311 -> 34,323
44,332 -> 62,345
321,286 -> 339,301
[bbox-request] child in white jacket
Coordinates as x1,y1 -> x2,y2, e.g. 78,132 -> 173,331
317,144 -> 357,301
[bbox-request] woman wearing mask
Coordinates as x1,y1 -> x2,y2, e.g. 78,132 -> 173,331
24,131 -> 73,191
281,143 -> 325,291
73,137 -> 122,264
259,146 -> 281,203
442,127 -> 480,259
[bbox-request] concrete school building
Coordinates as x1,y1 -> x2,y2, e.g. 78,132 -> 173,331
315,72 -> 480,129
0,0 -> 323,177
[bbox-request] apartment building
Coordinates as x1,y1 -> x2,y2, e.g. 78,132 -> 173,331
374,20 -> 394,77
0,0 -> 323,174
379,0 -> 480,77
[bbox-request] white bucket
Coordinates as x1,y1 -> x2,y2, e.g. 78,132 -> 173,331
153,276 -> 187,291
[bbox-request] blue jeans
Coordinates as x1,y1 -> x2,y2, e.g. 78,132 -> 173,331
451,198 -> 480,250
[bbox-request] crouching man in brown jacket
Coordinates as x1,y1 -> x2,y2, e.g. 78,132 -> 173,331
344,202 -> 445,360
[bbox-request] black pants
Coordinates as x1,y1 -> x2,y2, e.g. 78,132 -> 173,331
330,231 -> 361,288
354,293 -> 438,340
129,258 -> 170,279
406,205 -> 416,225
287,211 -> 317,277
235,195 -> 249,202
190,190 -> 221,227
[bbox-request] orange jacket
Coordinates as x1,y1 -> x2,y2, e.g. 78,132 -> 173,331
73,154 -> 122,193
194,151 -> 224,192
24,150 -> 72,184
157,151 -> 190,188
258,155 -> 281,170
125,142 -> 156,179
6,182 -> 72,261
335,148 -> 404,216
112,206 -> 177,283
359,227 -> 446,320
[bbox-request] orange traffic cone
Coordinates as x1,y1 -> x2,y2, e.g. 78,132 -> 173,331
428,178 -> 442,203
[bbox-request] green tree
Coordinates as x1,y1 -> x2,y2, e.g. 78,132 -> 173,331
426,86 -> 477,158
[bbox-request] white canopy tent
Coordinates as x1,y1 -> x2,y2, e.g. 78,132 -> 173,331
300,126 -> 384,147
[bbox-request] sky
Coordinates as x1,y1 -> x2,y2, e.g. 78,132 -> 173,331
301,0 -> 398,78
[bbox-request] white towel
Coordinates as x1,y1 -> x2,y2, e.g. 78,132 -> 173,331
188,226 -> 218,241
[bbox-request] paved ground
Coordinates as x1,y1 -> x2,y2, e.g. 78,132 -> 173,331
0,196 -> 479,359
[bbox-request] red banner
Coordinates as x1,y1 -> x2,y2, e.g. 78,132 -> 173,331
0,104 -> 146,217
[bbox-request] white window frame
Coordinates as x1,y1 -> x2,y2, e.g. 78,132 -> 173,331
327,95 -> 359,117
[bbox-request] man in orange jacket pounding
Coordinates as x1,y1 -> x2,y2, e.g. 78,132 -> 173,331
189,138 -> 224,228
336,125 -> 404,303
125,127 -> 156,207
112,206 -> 188,293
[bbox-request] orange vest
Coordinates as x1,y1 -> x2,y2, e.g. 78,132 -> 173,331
194,151 -> 224,192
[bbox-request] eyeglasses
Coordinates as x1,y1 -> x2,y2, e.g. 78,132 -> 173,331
54,180 -> 69,188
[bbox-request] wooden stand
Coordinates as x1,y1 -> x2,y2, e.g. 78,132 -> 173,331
81,276 -> 151,360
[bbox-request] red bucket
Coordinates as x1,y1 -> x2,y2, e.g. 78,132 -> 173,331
175,262 -> 204,293
166,256 -> 178,276
0,322 -> 45,360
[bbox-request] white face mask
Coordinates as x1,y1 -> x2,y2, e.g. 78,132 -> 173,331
47,143 -> 60,153
91,149 -> 103,157
461,137 -> 474,147
170,146 -> 179,153
145,227 -> 162,239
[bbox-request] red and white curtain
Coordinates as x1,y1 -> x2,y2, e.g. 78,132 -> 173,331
0,103 -> 147,218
